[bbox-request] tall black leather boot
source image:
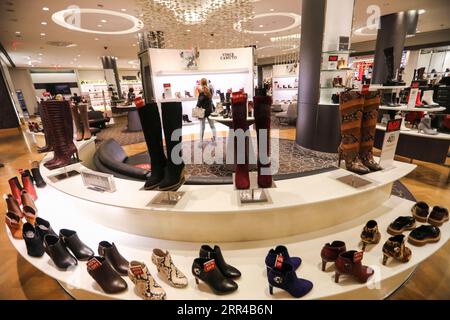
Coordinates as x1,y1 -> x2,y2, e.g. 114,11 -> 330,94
158,102 -> 185,191
383,47 -> 405,86
137,102 -> 167,190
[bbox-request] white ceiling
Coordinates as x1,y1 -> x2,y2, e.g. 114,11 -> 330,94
0,0 -> 449,69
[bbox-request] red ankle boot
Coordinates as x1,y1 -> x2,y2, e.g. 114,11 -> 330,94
253,94 -> 273,188
8,177 -> 23,205
231,92 -> 250,189
21,169 -> 37,201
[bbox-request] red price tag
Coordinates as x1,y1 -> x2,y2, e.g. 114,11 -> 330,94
274,254 -> 284,269
353,251 -> 364,263
87,258 -> 102,271
361,84 -> 370,94
203,259 -> 216,272
130,266 -> 144,276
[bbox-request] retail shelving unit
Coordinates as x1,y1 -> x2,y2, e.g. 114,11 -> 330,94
271,63 -> 298,108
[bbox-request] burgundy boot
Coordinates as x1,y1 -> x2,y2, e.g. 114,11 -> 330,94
335,250 -> 374,283
21,169 -> 37,201
231,92 -> 250,189
8,177 -> 23,205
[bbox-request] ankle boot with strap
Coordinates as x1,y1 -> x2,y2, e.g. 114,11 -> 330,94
360,92 -> 382,171
338,92 -> 370,174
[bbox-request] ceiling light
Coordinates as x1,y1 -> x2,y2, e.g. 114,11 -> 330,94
264,33 -> 267,36
418,9 -> 426,14
94,38 -> 99,40
101,19 -> 107,23
259,24 -> 264,28
38,53 -> 43,56
132,44 -> 136,47
77,54 -> 81,57
40,33 -> 46,36
256,40 -> 259,43
43,7 -> 49,11
41,22 -> 47,25
98,24 -> 102,27
186,29 -> 191,32
270,9 -> 274,12
234,13 -> 301,34
52,8 -> 144,35
15,31 -> 20,34
121,9 -> 126,12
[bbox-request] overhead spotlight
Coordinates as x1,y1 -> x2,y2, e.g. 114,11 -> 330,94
270,9 -> 274,12
94,38 -> 99,40
418,9 -> 426,14
101,19 -> 107,23
121,9 -> 126,12
41,22 -> 47,25
40,33 -> 46,36
259,24 -> 264,28
43,7 -> 49,11
15,31 -> 20,34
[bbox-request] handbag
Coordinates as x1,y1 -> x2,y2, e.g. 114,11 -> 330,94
192,107 -> 205,119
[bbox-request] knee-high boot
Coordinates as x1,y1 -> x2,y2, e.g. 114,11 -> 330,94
78,103 -> 92,140
231,92 -> 250,189
37,102 -> 53,153
360,92 -> 382,171
71,104 -> 83,141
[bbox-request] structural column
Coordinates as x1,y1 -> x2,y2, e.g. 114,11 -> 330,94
101,56 -> 121,97
0,60 -> 20,129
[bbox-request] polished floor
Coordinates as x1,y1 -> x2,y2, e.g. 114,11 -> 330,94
0,125 -> 449,299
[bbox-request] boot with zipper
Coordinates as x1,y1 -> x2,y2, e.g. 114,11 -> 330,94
136,102 -> 167,190
254,92 -> 273,188
70,104 -> 83,141
231,92 -> 250,189
360,92 -> 382,171
338,92 -> 370,174
78,103 -> 92,140
382,234 -> 412,265
158,102 -> 186,191
268,261 -> 313,298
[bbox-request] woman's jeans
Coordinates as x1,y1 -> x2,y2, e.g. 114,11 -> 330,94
200,116 -> 217,142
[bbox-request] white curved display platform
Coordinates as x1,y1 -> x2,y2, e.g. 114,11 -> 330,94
38,139 -> 417,242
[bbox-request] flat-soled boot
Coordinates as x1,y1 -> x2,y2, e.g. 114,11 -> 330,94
254,93 -> 273,188
5,212 -> 23,239
8,177 -> 23,205
231,92 -> 250,189
151,249 -> 188,288
23,223 -> 45,257
129,261 -> 166,300
35,217 -> 57,241
31,161 -> 46,188
387,216 -> 416,235
335,250 -> 374,283
158,102 -> 186,191
192,258 -> 238,294
265,245 -> 301,274
6,194 -> 23,218
87,256 -> 127,294
411,201 -> 429,222
320,240 -> 347,271
382,234 -> 412,265
268,262 -> 313,298
338,92 -> 370,174
408,225 -> 440,246
200,245 -> 241,279
428,206 -> 449,227
98,241 -> 129,276
21,191 -> 37,225
360,220 -> 381,251
44,234 -> 78,270
360,92 -> 382,171
136,102 -> 167,190
59,229 -> 94,261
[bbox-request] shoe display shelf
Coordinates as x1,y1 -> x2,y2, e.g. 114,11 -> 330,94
6,139 -> 449,299
379,105 -> 446,112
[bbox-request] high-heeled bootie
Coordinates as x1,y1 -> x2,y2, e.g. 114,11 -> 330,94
8,177 -> 23,205
268,262 -> 313,298
265,245 -> 301,274
157,102 -> 186,191
6,194 -> 23,218
254,91 -> 273,188
320,241 -> 346,271
129,261 -> 166,300
200,245 -> 241,279
23,223 -> 45,257
382,234 -> 412,265
335,250 -> 374,283
21,170 -> 37,201
360,92 -> 382,171
231,92 -> 250,189
21,191 -> 37,225
5,211 -> 23,239
338,92 -> 370,174
421,90 -> 438,107
192,258 -> 238,294
136,102 -> 167,190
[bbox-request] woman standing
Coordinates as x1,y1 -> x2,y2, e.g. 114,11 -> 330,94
197,78 -> 217,147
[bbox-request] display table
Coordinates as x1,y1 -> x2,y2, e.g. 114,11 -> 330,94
115,104 -> 142,132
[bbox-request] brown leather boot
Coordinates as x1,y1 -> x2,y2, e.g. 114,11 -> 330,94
71,104 -> 83,141
338,92 -> 370,174
360,92 -> 382,171
37,101 -> 53,153
78,103 -> 92,140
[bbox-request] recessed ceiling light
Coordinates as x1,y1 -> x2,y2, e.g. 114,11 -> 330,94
77,54 -> 81,57
418,9 -> 426,14
259,24 -> 264,28
41,22 -> 47,25
15,31 -> 20,34
43,7 -> 49,11
94,38 -> 99,40
256,40 -> 259,43
132,44 -> 136,47
38,53 -> 43,56
101,19 -> 107,23
263,33 -> 267,36
40,33 -> 46,36
186,29 -> 191,32
270,9 -> 274,12
98,24 -> 102,27
121,9 -> 126,12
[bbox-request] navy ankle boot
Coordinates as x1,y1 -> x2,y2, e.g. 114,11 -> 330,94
268,262 -> 313,298
265,245 -> 301,275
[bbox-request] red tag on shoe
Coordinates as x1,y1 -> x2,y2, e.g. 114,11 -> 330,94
274,254 -> 284,269
130,266 -> 144,276
353,251 -> 364,263
203,259 -> 216,272
87,258 -> 102,271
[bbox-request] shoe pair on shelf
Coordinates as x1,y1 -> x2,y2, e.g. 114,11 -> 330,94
5,190 -> 38,239
321,241 -> 374,283
265,245 -> 312,298
192,245 -> 240,295
411,201 -> 449,226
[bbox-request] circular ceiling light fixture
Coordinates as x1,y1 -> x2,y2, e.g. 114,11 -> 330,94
256,44 -> 298,52
234,12 -> 301,34
52,8 -> 144,35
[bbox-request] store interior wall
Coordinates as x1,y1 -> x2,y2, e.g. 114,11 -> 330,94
9,68 -> 38,115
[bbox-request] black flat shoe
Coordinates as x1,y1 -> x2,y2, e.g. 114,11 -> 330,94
408,225 -> 441,246
192,258 -> 238,294
44,234 -> 78,269
23,223 -> 45,257
35,217 -> 57,241
387,216 -> 416,235
60,229 -> 94,261
98,241 -> 129,276
199,245 -> 241,279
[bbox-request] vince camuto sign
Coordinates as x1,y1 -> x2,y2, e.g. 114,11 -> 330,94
220,53 -> 237,60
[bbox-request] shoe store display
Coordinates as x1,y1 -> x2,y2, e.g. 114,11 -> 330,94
382,234 -> 411,265
37,101 -> 52,153
360,220 -> 381,251
87,256 -> 128,294
428,206 -> 449,227
21,191 -> 37,225
334,250 -> 374,283
151,249 -> 188,288
199,245 -> 241,279
408,225 -> 441,246
192,258 -> 238,294
30,161 -> 46,188
21,170 -> 37,201
8,176 -> 23,205
70,103 -> 84,141
5,211 -> 23,239
6,194 -> 22,218
265,245 -> 302,274
35,217 -> 57,241
383,47 -> 405,86
98,241 -> 129,276
411,201 -> 429,222
320,241 -> 346,271
59,229 -> 94,261
360,92 -> 382,171
43,234 -> 78,270
231,91 -> 250,189
268,261 -> 313,298
128,261 -> 166,300
22,223 -> 45,257
387,216 -> 416,235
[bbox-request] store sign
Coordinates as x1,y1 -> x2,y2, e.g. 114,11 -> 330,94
220,52 -> 238,60
408,81 -> 419,109
379,119 -> 402,169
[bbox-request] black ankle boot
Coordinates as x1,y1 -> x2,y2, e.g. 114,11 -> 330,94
31,161 -> 46,188
158,102 -> 185,191
182,114 -> 192,123
199,245 -> 241,279
137,102 -> 167,190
